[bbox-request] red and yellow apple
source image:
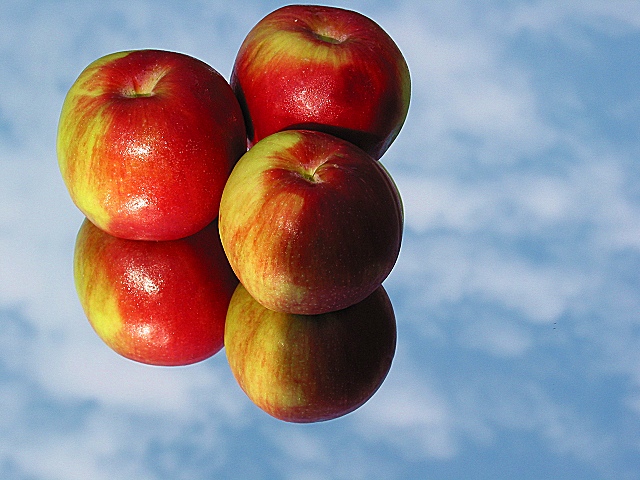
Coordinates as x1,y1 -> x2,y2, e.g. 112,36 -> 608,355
58,49 -> 247,241
225,283 -> 396,423
230,4 -> 411,159
73,218 -> 238,366
218,129 -> 403,315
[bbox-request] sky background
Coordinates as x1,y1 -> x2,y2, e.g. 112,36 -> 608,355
1,1 -> 639,479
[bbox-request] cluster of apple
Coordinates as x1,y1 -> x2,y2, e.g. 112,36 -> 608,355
58,5 -> 410,423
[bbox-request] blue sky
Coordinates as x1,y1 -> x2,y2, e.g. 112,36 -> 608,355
1,1 -> 640,479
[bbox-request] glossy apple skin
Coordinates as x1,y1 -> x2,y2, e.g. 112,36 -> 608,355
218,129 -> 403,315
73,218 -> 238,366
58,50 -> 247,241
225,283 -> 396,423
230,4 -> 411,159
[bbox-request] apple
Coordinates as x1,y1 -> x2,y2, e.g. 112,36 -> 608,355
230,4 -> 411,160
218,129 -> 403,315
225,283 -> 396,423
73,218 -> 238,366
58,49 -> 247,241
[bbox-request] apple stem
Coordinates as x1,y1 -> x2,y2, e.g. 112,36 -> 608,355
298,171 -> 320,183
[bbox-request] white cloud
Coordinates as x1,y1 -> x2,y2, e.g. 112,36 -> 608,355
458,317 -> 533,357
270,428 -> 330,464
506,0 -> 640,39
395,147 -> 640,249
29,337 -> 243,418
392,232 -> 587,325
352,349 -> 633,479
353,362 -> 460,460
379,1 -> 560,172
389,135 -> 639,329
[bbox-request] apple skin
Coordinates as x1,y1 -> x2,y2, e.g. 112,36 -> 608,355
230,4 -> 411,160
225,283 -> 396,423
218,129 -> 403,315
58,49 -> 247,241
73,218 -> 238,366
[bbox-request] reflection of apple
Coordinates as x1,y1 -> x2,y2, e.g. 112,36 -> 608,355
225,283 -> 396,423
73,218 -> 238,366
230,4 -> 411,159
218,129 -> 403,315
58,49 -> 247,241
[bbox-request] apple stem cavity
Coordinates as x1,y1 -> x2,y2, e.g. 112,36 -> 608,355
297,159 -> 336,184
297,169 -> 322,184
307,21 -> 349,45
312,30 -> 347,45
121,67 -> 168,98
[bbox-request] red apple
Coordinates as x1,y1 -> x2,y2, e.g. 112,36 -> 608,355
225,283 -> 396,423
218,129 -> 403,315
230,4 -> 411,159
58,49 -> 247,241
73,218 -> 238,366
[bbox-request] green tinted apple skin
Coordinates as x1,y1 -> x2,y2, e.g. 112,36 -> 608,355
231,4 -> 411,159
224,283 -> 397,423
58,49 -> 247,241
218,129 -> 403,315
74,218 -> 238,366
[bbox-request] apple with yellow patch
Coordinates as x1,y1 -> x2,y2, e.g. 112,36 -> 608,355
231,4 -> 411,159
218,129 -> 403,315
225,283 -> 397,422
58,49 -> 246,241
73,218 -> 238,366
